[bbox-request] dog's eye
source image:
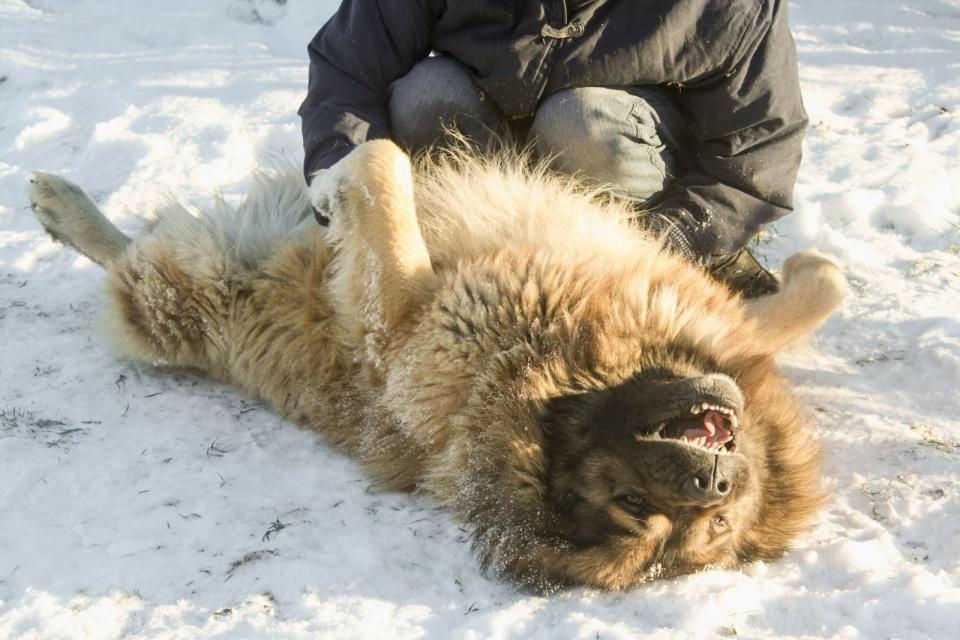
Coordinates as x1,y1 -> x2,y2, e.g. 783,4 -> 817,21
618,494 -> 649,511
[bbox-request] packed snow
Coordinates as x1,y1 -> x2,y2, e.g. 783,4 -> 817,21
1,0 -> 959,638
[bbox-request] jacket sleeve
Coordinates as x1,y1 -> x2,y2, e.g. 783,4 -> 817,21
298,0 -> 440,182
655,0 -> 808,260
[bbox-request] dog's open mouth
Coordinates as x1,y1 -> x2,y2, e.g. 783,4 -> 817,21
643,401 -> 739,453
629,374 -> 744,453
661,402 -> 738,451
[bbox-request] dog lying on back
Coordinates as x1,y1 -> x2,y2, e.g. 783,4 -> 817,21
27,140 -> 846,590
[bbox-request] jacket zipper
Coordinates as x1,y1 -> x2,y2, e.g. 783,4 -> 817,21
527,1 -> 583,112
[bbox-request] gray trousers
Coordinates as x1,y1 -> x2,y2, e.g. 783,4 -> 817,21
388,56 -> 691,205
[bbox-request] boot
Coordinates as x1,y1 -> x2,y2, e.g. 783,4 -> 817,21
709,248 -> 779,298
637,210 -> 779,298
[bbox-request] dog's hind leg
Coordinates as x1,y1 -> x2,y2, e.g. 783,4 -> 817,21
746,249 -> 848,353
27,172 -> 132,267
27,172 -> 229,371
100,201 -> 245,375
314,140 -> 438,346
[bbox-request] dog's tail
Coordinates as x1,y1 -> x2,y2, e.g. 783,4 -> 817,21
746,249 -> 848,354
27,172 -> 132,267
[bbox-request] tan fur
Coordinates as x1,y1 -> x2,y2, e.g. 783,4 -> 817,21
28,171 -> 131,266
746,249 -> 849,353
27,140 -> 845,590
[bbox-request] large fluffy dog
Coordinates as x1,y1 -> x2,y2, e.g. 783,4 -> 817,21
27,140 -> 846,590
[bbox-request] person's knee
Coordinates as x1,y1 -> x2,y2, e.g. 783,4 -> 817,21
531,87 -> 683,201
530,88 -> 617,163
389,57 -> 503,152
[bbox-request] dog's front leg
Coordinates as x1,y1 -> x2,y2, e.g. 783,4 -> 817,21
311,140 -> 437,360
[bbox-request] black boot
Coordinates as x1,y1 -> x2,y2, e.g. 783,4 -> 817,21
637,210 -> 779,298
709,248 -> 779,298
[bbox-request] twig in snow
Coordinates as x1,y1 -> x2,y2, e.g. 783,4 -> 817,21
226,549 -> 279,579
262,519 -> 288,542
206,437 -> 228,457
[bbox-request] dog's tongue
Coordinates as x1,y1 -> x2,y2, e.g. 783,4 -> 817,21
682,411 -> 733,448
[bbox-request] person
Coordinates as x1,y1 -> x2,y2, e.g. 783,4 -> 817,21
298,0 -> 808,297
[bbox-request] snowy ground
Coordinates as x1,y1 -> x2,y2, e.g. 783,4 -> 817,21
1,0 -> 959,637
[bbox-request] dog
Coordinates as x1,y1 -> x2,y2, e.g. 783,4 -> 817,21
27,139 -> 846,590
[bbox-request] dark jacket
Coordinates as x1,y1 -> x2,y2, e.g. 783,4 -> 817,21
299,0 -> 808,258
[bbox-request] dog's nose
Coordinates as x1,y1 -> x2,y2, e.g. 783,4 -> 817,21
683,468 -> 733,504
682,452 -> 746,505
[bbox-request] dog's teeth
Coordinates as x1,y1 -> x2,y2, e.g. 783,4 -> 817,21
657,422 -> 667,432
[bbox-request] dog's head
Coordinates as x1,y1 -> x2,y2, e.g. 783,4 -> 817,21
434,219 -> 833,591
542,368 -> 755,573
462,300 -> 824,592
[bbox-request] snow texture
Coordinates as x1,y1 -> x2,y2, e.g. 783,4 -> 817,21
1,0 -> 959,638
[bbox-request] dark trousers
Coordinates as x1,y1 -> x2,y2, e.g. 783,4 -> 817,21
388,56 -> 691,205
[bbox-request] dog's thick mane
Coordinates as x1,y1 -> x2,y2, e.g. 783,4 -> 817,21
413,150 -> 759,369
413,148 -> 640,265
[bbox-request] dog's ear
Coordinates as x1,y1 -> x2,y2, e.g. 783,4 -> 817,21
745,250 -> 847,354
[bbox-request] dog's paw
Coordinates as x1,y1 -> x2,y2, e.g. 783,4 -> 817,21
27,171 -> 86,245
308,141 -> 413,232
26,171 -> 131,265
781,249 -> 837,282
781,249 -> 848,303
307,168 -> 340,228
308,149 -> 360,230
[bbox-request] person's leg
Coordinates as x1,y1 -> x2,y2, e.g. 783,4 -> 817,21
530,87 -> 778,297
389,56 -> 511,155
529,86 -> 691,204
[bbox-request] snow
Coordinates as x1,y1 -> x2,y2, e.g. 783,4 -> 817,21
1,0 -> 959,637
